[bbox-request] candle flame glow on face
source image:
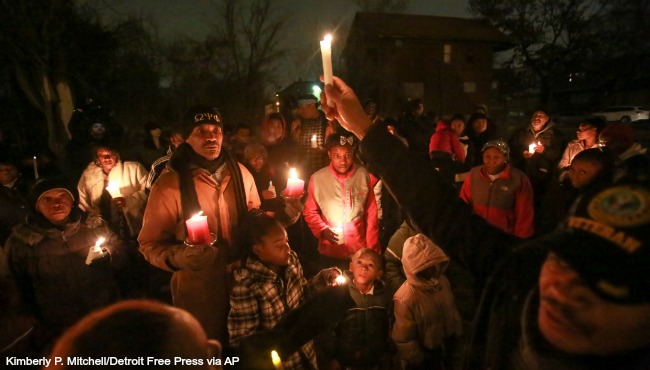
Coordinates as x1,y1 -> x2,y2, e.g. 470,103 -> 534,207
335,274 -> 346,285
271,350 -> 281,365
189,211 -> 204,220
95,237 -> 105,248
289,168 -> 298,179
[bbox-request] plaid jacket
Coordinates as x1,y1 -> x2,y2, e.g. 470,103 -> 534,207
228,251 -> 318,370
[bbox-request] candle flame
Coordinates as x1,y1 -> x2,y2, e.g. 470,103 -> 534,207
335,274 -> 347,285
271,350 -> 282,366
324,34 -> 332,42
189,211 -> 204,220
95,237 -> 105,248
289,168 -> 298,179
311,134 -> 317,140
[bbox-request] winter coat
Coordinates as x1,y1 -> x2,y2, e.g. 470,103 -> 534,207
558,140 -> 600,171
428,121 -> 466,163
334,270 -> 391,367
460,165 -> 535,238
392,234 -> 462,366
77,160 -> 149,237
138,162 -> 260,343
303,163 -> 380,259
228,251 -> 317,370
0,183 -> 31,246
5,210 -> 123,335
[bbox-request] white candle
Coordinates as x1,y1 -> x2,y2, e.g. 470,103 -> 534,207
86,237 -> 106,265
106,180 -> 122,198
268,181 -> 276,198
335,274 -> 347,285
320,34 -> 333,86
310,134 -> 318,148
33,156 -> 39,180
528,142 -> 537,153
331,222 -> 344,245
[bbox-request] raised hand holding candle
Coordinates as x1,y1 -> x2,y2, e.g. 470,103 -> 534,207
335,274 -> 347,285
285,168 -> 304,197
106,181 -> 122,198
86,237 -> 106,265
528,142 -> 537,153
185,211 -> 212,245
320,34 -> 333,86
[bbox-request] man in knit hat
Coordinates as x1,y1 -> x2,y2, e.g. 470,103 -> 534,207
138,106 -> 260,345
320,76 -> 650,369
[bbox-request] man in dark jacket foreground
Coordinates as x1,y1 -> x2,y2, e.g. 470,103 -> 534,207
320,76 -> 650,370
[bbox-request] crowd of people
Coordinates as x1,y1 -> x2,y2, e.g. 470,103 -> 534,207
0,78 -> 649,370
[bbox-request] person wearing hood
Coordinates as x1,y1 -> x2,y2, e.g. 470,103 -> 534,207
392,234 -> 462,370
5,177 -> 124,345
508,109 -> 564,209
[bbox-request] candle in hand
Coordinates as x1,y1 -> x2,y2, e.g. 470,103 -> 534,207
331,222 -> 344,245
285,168 -> 305,197
310,134 -> 318,148
335,274 -> 347,285
528,142 -> 537,153
320,34 -> 333,86
86,237 -> 106,265
33,156 -> 39,180
106,181 -> 122,198
186,211 -> 212,245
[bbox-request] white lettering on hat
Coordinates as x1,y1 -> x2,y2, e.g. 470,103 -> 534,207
194,112 -> 221,123
567,216 -> 641,253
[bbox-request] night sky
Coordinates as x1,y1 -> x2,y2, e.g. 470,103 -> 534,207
84,0 -> 470,89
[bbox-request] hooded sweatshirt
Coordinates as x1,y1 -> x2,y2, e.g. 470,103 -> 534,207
392,234 -> 462,365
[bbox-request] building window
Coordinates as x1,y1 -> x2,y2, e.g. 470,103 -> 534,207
463,82 -> 476,93
444,44 -> 452,64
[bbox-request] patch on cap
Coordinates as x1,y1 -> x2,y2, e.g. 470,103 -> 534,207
193,112 -> 221,125
587,186 -> 650,228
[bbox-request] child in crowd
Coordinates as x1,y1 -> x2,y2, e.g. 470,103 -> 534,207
303,132 -> 380,271
392,234 -> 462,370
228,212 -> 325,370
428,118 -> 466,182
332,248 -> 393,369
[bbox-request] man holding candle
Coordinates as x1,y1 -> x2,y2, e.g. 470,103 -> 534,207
5,177 -> 124,346
508,108 -> 564,217
138,106 -> 260,345
290,94 -> 337,178
303,132 -> 380,271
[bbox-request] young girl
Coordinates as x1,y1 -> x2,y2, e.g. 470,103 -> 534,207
228,212 -> 319,370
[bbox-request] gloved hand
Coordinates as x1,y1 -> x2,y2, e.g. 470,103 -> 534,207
309,267 -> 343,293
167,244 -> 219,271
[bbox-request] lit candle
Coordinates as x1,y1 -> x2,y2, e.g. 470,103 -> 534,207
331,222 -> 344,245
106,181 -> 122,198
528,142 -> 537,153
185,211 -> 212,245
310,134 -> 318,148
320,34 -> 333,86
271,350 -> 284,370
285,168 -> 305,197
33,156 -> 39,180
268,181 -> 276,198
335,274 -> 347,285
86,237 -> 106,265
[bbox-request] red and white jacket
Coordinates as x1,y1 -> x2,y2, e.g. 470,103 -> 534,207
460,164 -> 534,238
303,163 -> 380,259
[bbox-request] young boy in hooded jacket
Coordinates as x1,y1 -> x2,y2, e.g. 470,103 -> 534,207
392,234 -> 462,370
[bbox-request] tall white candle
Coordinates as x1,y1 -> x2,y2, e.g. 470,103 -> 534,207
33,156 -> 39,180
320,34 -> 333,86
